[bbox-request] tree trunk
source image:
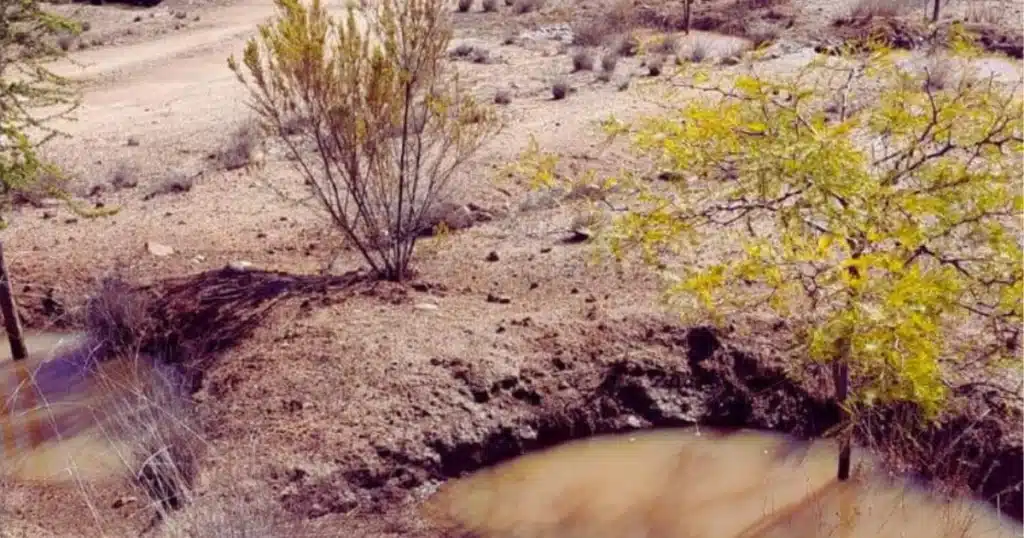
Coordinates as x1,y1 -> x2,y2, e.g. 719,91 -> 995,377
683,0 -> 692,35
931,0 -> 941,22
0,240 -> 27,361
833,352 -> 852,481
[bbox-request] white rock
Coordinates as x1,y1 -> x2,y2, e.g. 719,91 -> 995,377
146,241 -> 174,257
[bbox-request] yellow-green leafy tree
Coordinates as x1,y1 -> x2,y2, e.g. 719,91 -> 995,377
529,31 -> 1023,479
0,0 -> 84,361
230,0 -> 498,281
0,0 -> 82,225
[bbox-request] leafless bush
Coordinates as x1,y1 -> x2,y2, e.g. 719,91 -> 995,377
965,1 -> 1001,24
652,33 -> 679,55
144,169 -> 195,201
551,79 -> 570,100
85,276 -> 154,356
219,122 -> 261,171
681,38 -> 709,63
923,56 -> 956,91
481,0 -> 498,12
572,49 -> 594,71
512,0 -> 543,14
616,32 -> 640,57
850,0 -> 918,19
457,0 -> 472,12
110,163 -> 139,190
601,52 -> 619,74
647,54 -> 665,76
231,0 -> 499,281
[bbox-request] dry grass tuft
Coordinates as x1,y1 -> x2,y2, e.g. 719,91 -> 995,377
850,0 -> 919,19
219,122 -> 261,171
646,54 -> 665,76
572,49 -> 595,72
551,79 -> 570,100
512,0 -> 542,14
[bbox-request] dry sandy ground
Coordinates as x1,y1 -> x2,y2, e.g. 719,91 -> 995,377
0,0 -> 1022,536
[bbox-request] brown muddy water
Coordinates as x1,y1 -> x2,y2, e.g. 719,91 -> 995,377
0,332 -> 155,483
425,428 -> 1022,538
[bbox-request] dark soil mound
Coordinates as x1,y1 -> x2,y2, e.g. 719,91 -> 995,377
277,321 -> 1022,524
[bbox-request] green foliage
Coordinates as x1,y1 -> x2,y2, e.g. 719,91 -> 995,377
229,0 -> 498,281
598,36 -> 1022,419
0,0 -> 84,226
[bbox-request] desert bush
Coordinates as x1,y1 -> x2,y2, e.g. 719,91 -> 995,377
616,32 -> 640,57
512,0 -> 542,14
457,0 -> 472,12
646,54 -> 665,76
551,79 -> 570,100
601,52 -> 619,73
850,0 -> 920,19
518,29 -> 1023,479
481,0 -> 498,12
230,0 -> 498,281
219,122 -> 261,171
494,89 -> 511,104
681,38 -> 709,62
572,49 -> 594,71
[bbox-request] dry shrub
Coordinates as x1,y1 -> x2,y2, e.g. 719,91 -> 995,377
219,122 -> 261,171
457,0 -> 472,12
144,169 -> 195,201
601,52 -> 619,73
110,163 -> 139,190
85,277 -> 155,356
551,79 -> 570,100
572,49 -> 594,71
646,54 -> 665,76
922,56 -> 956,91
494,89 -> 511,104
966,1 -> 1001,24
681,38 -> 709,63
231,0 -> 499,281
512,0 -> 542,14
616,32 -> 640,57
652,33 -> 679,55
850,0 -> 919,19
481,0 -> 498,12
155,495 -> 291,538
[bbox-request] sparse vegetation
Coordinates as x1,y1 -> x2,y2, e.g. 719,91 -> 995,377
572,49 -> 594,71
600,51 -> 619,74
681,38 -> 709,63
457,0 -> 472,12
231,0 -> 498,281
512,0 -> 542,14
849,0 -> 919,19
551,78 -> 570,99
646,54 -> 665,75
494,89 -> 511,104
481,0 -> 498,12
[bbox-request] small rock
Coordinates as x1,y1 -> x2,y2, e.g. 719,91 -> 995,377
485,251 -> 499,262
567,227 -> 593,243
126,136 -> 140,146
226,260 -> 253,272
111,496 -> 137,509
146,241 -> 174,257
486,293 -> 511,304
414,302 -> 439,311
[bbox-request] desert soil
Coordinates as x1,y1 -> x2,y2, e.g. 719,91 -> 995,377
0,0 -> 1022,536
